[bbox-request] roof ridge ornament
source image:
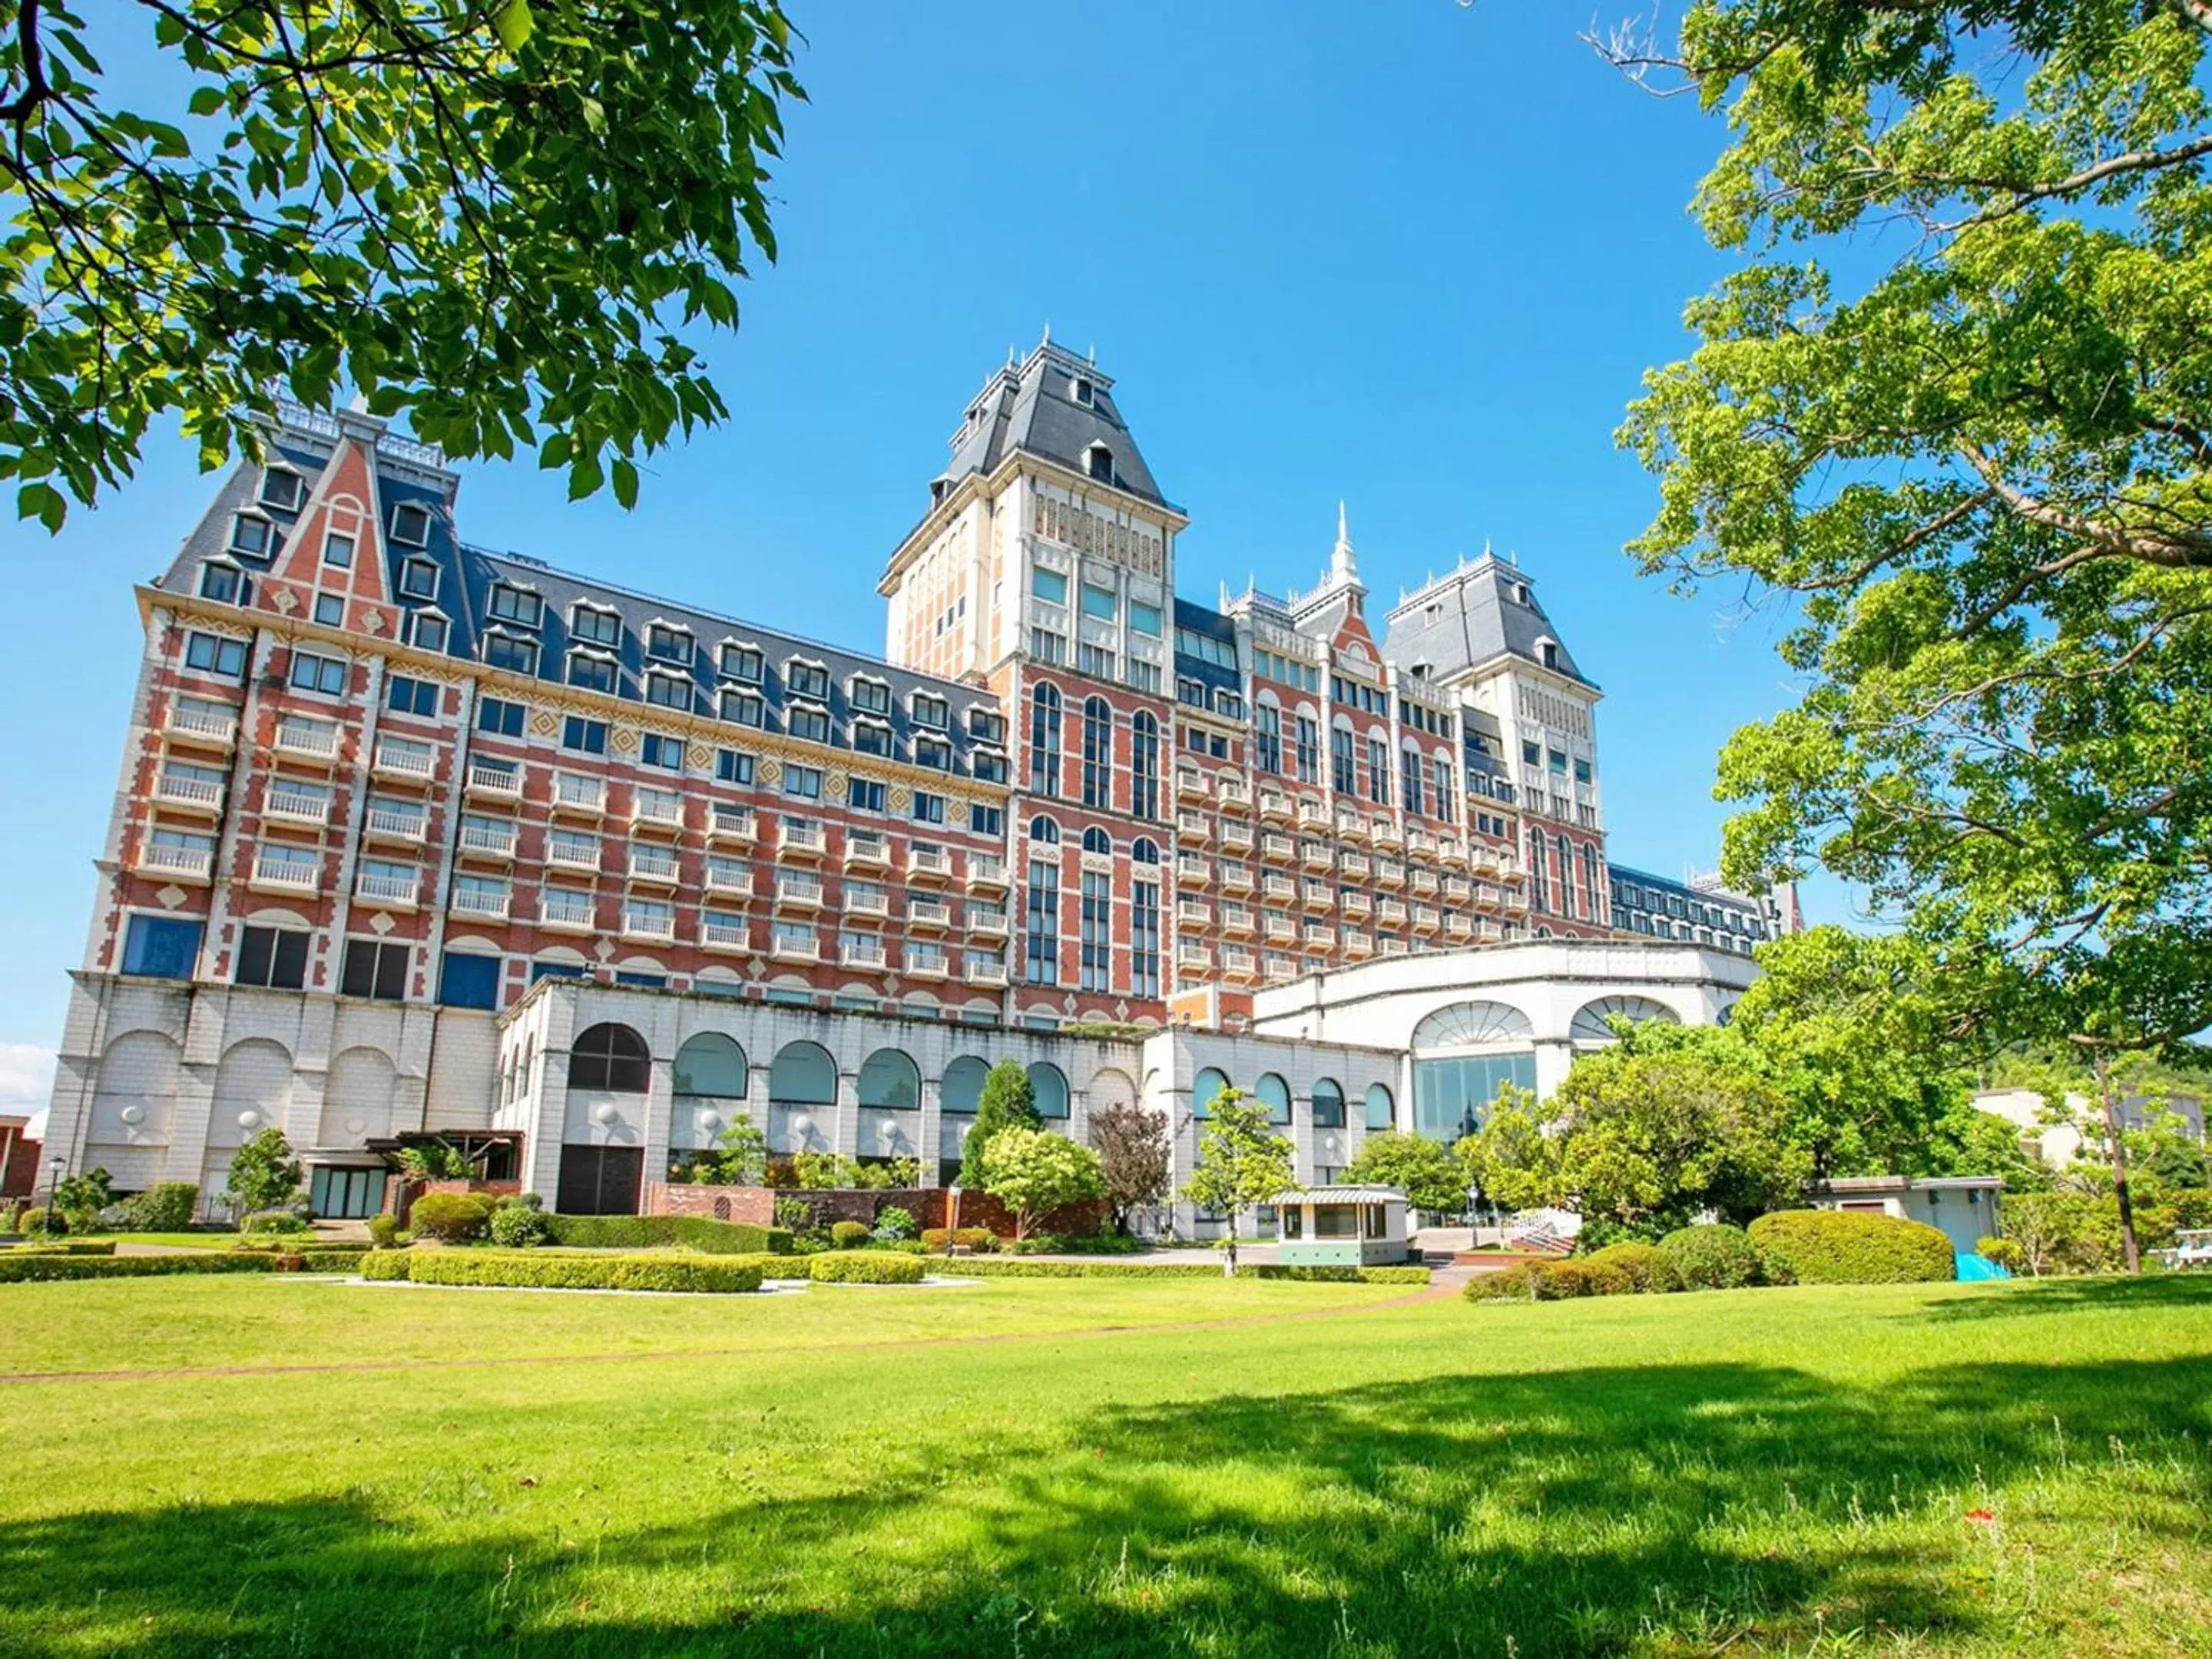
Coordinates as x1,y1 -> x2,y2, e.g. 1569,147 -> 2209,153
1331,498 -> 1357,581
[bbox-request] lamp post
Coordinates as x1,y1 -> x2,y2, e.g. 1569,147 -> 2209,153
47,1157 -> 65,1236
945,1184 -> 961,1255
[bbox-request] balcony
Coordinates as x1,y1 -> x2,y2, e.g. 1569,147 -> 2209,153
770,933 -> 820,963
1221,948 -> 1259,983
1259,833 -> 1295,865
1502,893 -> 1530,917
909,843 -> 952,882
1339,853 -> 1371,882
1263,958 -> 1298,985
137,839 -> 213,883
155,773 -> 223,814
1371,820 -> 1404,851
1410,868 -> 1440,896
967,906 -> 1009,938
1261,873 -> 1296,906
841,936 -> 887,970
354,869 -> 419,909
1496,855 -> 1523,882
372,740 -> 435,783
458,820 -> 517,861
538,891 -> 598,933
1378,898 -> 1408,926
166,700 -> 238,748
1177,853 -> 1212,889
1175,767 -> 1208,802
263,783 -> 329,827
1344,932 -> 1375,959
777,875 -> 825,910
964,959 -> 1009,987
1300,880 -> 1333,912
1220,904 -> 1257,936
1177,944 -> 1213,973
1296,799 -> 1330,831
908,897 -> 953,932
1303,923 -> 1334,949
1374,859 -> 1406,890
707,804 -> 757,845
1442,876 -> 1472,902
844,887 -> 889,919
1175,808 -> 1210,839
966,854 -> 1009,893
1342,890 -> 1372,920
703,864 -> 753,899
250,849 -> 322,896
1257,788 -> 1293,823
466,760 -> 523,801
546,838 -> 601,875
551,773 -> 606,816
1218,820 -> 1254,853
1472,843 -> 1502,878
1177,899 -> 1212,929
1444,914 -> 1474,941
1334,811 -> 1369,843
1217,778 -> 1251,813
1412,904 -> 1442,935
1299,840 -> 1333,871
631,790 -> 686,834
700,916 -> 751,952
627,845 -> 680,886
1263,915 -> 1297,943
622,908 -> 677,943
363,803 -> 429,845
1407,829 -> 1437,859
780,820 -> 827,859
1437,837 -> 1469,869
843,832 -> 890,872
1219,861 -> 1254,894
903,948 -> 950,980
274,719 -> 339,762
451,886 -> 512,922
1476,919 -> 1505,943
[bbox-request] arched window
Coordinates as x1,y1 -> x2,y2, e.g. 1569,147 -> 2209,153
1310,1078 -> 1345,1128
1527,826 -> 1548,912
1082,826 -> 1112,856
1028,1061 -> 1070,1120
1363,1082 -> 1395,1131
569,1023 -> 650,1093
1029,814 -> 1061,845
768,1040 -> 837,1105
1581,843 -> 1602,922
1569,996 -> 1681,1043
1131,711 -> 1160,820
941,1055 -> 991,1115
1402,743 -> 1425,816
1131,836 -> 1161,865
1028,683 -> 1061,796
1192,1066 -> 1230,1120
1255,1072 -> 1291,1124
1081,695 -> 1114,809
1255,702 -> 1282,774
672,1033 -> 747,1098
856,1048 -> 920,1110
1555,833 -> 1576,919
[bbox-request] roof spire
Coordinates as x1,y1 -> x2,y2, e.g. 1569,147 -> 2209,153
1330,498 -> 1358,581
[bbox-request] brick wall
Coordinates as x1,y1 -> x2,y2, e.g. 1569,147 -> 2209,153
643,1183 -> 775,1224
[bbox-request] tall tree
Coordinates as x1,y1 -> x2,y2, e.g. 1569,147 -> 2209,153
1610,2 -> 2212,1267
1088,1102 -> 1171,1235
959,1060 -> 1040,1190
1343,1131 -> 1467,1216
0,0 -> 803,526
1180,1091 -> 1293,1277
979,1129 -> 1108,1240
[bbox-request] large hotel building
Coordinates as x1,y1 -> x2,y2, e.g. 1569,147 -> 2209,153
41,343 -> 1783,1221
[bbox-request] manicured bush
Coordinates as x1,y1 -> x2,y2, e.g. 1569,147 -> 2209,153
488,1204 -> 553,1249
829,1220 -> 873,1250
921,1227 -> 1004,1253
939,1258 -> 1429,1285
872,1205 -> 918,1241
1464,1261 -> 1598,1302
119,1183 -> 201,1232
407,1193 -> 494,1243
1658,1223 -> 1762,1290
541,1214 -> 791,1255
366,1248 -> 762,1293
0,1251 -> 280,1283
809,1250 -> 927,1284
294,1250 -> 368,1273
12,1240 -> 118,1256
1749,1210 -> 1955,1286
1976,1236 -> 2026,1273
242,1210 -> 312,1236
366,1213 -> 400,1250
1581,1243 -> 1682,1294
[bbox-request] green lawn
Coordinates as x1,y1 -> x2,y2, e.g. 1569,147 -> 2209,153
2,1274 -> 2207,1657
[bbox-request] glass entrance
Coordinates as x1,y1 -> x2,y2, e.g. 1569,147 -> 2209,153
310,1166 -> 388,1219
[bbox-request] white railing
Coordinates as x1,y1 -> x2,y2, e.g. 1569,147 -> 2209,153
547,839 -> 601,873
140,841 -> 213,880
167,701 -> 238,743
459,820 -> 516,858
355,869 -> 418,906
628,846 -> 680,882
467,760 -> 522,796
263,784 -> 329,825
778,876 -> 823,906
451,886 -> 512,920
782,820 -> 827,854
844,889 -> 889,916
709,805 -> 756,842
967,854 -> 1008,887
909,844 -> 952,878
964,959 -> 1008,985
704,866 -> 752,897
554,773 -> 605,812
908,898 -> 952,929
540,892 -> 596,929
366,805 -> 428,841
844,833 -> 889,866
275,720 -> 339,760
250,850 -> 321,892
632,791 -> 684,830
700,918 -> 750,950
622,909 -> 677,942
373,740 -> 435,780
968,906 -> 1008,934
157,773 -> 223,809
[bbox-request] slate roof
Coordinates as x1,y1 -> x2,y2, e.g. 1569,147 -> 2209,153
1379,555 -> 1595,690
940,341 -> 1171,508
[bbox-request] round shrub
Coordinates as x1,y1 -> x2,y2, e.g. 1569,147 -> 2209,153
1657,1223 -> 1761,1290
119,1182 -> 201,1232
359,1251 -> 414,1280
1748,1210 -> 1956,1285
808,1250 -> 926,1285
873,1205 -> 918,1240
829,1220 -> 873,1250
406,1193 -> 494,1243
367,1213 -> 400,1250
1581,1243 -> 1681,1294
243,1210 -> 311,1237
488,1204 -> 552,1249
1976,1236 -> 2026,1274
1464,1260 -> 1595,1302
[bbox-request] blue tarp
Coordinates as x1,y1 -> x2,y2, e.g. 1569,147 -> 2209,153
1955,1250 -> 2012,1282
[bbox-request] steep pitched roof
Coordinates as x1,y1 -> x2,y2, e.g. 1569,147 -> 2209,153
939,340 -> 1171,508
1380,555 -> 1595,690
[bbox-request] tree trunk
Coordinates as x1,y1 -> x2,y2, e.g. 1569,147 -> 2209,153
2094,1049 -> 2142,1275
1223,1208 -> 1238,1277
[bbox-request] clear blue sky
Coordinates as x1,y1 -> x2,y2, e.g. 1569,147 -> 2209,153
0,0 -> 1853,1093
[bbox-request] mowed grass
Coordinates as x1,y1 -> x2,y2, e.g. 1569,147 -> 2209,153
1,1274 -> 2207,1657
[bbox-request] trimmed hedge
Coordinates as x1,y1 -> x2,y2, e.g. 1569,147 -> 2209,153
542,1214 -> 793,1256
828,1220 -> 873,1250
920,1227 -> 999,1253
0,1251 -> 279,1283
1465,1261 -> 1591,1303
408,1193 -> 494,1243
1657,1223 -> 1762,1290
11,1240 -> 118,1257
1581,1243 -> 1681,1294
942,1258 -> 1429,1285
1749,1210 -> 1955,1285
295,1250 -> 368,1273
360,1249 -> 763,1293
808,1250 -> 927,1285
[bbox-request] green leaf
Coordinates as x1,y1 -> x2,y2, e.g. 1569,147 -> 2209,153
611,455 -> 639,509
494,0 -> 535,51
17,481 -> 66,532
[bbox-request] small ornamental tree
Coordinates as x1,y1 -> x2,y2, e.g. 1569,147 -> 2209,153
223,1128 -> 304,1221
1180,1091 -> 1294,1277
1088,1102 -> 1171,1234
978,1129 -> 1108,1240
1344,1131 -> 1465,1217
688,1116 -> 770,1186
960,1060 -> 1041,1189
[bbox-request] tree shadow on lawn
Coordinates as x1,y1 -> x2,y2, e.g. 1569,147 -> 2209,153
1910,1272 -> 2212,1322
2,1355 -> 2206,1657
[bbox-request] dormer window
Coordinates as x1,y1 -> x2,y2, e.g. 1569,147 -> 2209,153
1085,443 -> 1114,484
389,502 -> 432,547
567,649 -> 616,693
571,603 -> 621,647
1538,638 -> 1560,671
488,584 -> 541,628
910,691 -> 949,730
1515,583 -> 1532,605
645,623 -> 694,664
645,669 -> 694,711
484,631 -> 538,675
398,558 -> 439,600
849,676 -> 891,716
260,468 -> 304,511
968,707 -> 1005,745
1072,377 -> 1094,406
718,642 -> 763,682
853,718 -> 892,757
786,659 -> 830,700
199,561 -> 244,605
412,611 -> 449,654
228,513 -> 272,557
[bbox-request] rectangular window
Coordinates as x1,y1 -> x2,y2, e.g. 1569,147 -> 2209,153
488,586 -> 541,627
645,673 -> 693,711
313,593 -> 345,628
1295,715 -> 1320,784
641,733 -> 684,771
322,532 -> 354,569
1368,737 -> 1390,806
912,790 -> 945,824
437,951 -> 502,1010
783,764 -> 823,800
1256,705 -> 1282,775
715,748 -> 754,786
788,706 -> 831,744
399,558 -> 439,598
339,939 -> 410,1002
200,563 -> 243,604
1029,628 -> 1066,664
1030,566 -> 1068,605
1080,870 -> 1111,992
1333,727 -> 1356,793
485,634 -> 538,675
853,721 -> 890,757
1081,584 -> 1118,621
645,624 -> 693,664
1025,858 -> 1060,985
848,678 -> 890,715
1574,757 -> 1593,784
720,687 -> 763,726
1131,879 -> 1160,998
260,468 -> 304,511
121,915 -> 202,980
849,777 -> 886,813
911,692 -> 949,729
184,632 -> 248,678
1549,749 -> 1568,774
571,604 -> 621,647
413,614 -> 449,654
477,697 -> 525,738
974,750 -> 1008,785
229,515 -> 271,557
1128,599 -> 1164,637
235,926 -> 309,990
1078,644 -> 1118,681
568,652 -> 616,694
786,661 -> 830,700
971,803 -> 1004,837
720,644 -> 762,681
386,674 -> 437,717
289,651 -> 347,696
562,717 -> 608,755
